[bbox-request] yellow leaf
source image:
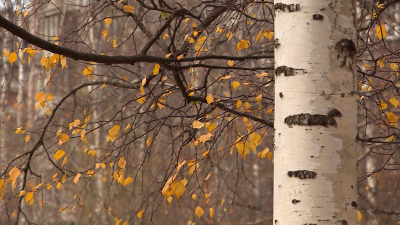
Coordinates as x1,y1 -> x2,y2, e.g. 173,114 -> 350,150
256,72 -> 269,78
19,190 -> 26,196
170,180 -> 185,199
236,39 -> 250,51
188,160 -> 199,175
72,173 -> 81,184
9,52 -> 17,66
100,83 -> 106,90
54,150 -> 65,161
153,63 -> 160,75
47,93 -> 54,102
263,31 -> 274,40
188,37 -> 195,44
257,147 -> 270,158
389,98 -> 399,108
206,95 -> 214,105
163,34 -> 169,40
62,157 -> 68,166
387,111 -> 398,123
364,64 -> 371,69
202,150 -> 209,157
120,176 -> 131,186
198,133 -> 212,144
379,102 -> 387,110
255,94 -> 262,102
227,60 -> 234,67
25,192 -> 33,203
102,30 -> 108,38
195,206 -> 204,218
25,135 -> 30,142
136,96 -> 145,104
236,100 -> 242,108
59,134 -> 69,145
209,208 -> 215,218
256,30 -> 263,42
118,157 -> 126,169
146,137 -> 152,147
107,125 -> 120,143
232,81 -> 240,91
104,18 -> 112,25
375,25 -> 387,40
357,210 -> 362,222
388,135 -> 395,142
390,63 -> 399,71
167,196 -> 172,205
35,92 -> 46,107
208,123 -> 217,133
112,39 -> 118,49
266,108 -> 274,114
46,108 -> 51,115
15,127 -> 24,134
137,209 -> 145,219
83,66 -> 93,79
244,101 -> 251,110
124,124 -> 131,133
46,184 -> 52,190
226,32 -> 232,41
215,27 -> 223,34
9,167 -> 21,181
192,194 -> 196,200
180,178 -> 187,186
192,120 -> 204,129
3,50 -> 9,57
165,53 -> 173,58
377,58 -> 385,69
123,5 -> 134,14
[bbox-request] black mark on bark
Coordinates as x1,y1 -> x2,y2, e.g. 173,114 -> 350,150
313,14 -> 324,20
351,201 -> 357,208
285,109 -> 342,127
335,39 -> 357,68
279,92 -> 283,98
288,170 -> 317,179
275,66 -> 294,76
274,3 -> 300,12
292,199 -> 301,204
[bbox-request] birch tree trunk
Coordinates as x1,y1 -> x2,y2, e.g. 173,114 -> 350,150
274,1 -> 358,224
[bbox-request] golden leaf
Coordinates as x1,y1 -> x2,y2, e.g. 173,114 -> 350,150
112,39 -> 118,49
62,157 -> 68,166
263,31 -> 274,40
357,210 -> 362,222
25,192 -> 33,203
256,30 -> 263,42
390,63 -> 399,71
104,18 -> 112,25
226,32 -> 232,41
35,92 -> 46,107
25,135 -> 30,142
137,209 -> 145,219
379,102 -> 387,110
153,63 -> 160,75
236,100 -> 242,108
163,34 -> 169,40
192,120 -> 204,129
136,96 -> 145,104
206,95 -> 214,105
389,98 -> 399,108
123,5 -> 134,14
236,39 -> 250,51
227,60 -> 234,67
255,94 -> 262,102
195,206 -> 204,218
123,177 -> 133,186
118,157 -> 126,170
59,134 -> 69,145
232,81 -> 240,91
377,58 -> 385,69
266,151 -> 273,161
188,160 -> 199,175
9,166 -> 21,181
375,25 -> 387,40
170,180 -> 185,199
387,111 -> 398,123
192,194 -> 196,200
208,123 -> 217,133
8,52 -> 17,66
198,133 -> 212,144
107,125 -> 120,143
257,147 -> 270,158
54,150 -> 65,161
146,137 -> 153,147
102,30 -> 108,38
209,208 -> 215,218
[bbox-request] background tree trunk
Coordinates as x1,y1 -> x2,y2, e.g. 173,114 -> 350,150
274,0 -> 358,224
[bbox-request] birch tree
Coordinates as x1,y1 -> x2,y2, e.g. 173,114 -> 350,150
274,0 -> 358,224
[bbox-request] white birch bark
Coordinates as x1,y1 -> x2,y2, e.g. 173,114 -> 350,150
274,0 -> 358,224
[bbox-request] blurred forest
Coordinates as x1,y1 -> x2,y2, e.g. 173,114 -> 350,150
0,0 -> 399,224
